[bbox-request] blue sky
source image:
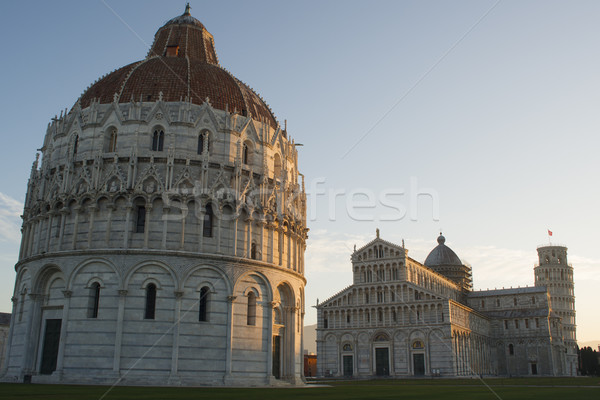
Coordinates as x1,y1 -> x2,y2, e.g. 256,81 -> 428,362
0,1 -> 598,343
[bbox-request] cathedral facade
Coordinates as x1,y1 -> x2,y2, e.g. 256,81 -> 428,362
1,6 -> 307,386
316,232 -> 577,378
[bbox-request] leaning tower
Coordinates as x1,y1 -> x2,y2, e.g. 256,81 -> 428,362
534,245 -> 577,376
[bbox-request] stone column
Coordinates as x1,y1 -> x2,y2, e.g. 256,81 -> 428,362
33,217 -> 43,255
246,217 -> 253,258
87,205 -> 98,249
55,290 -> 72,374
170,290 -> 184,379
45,213 -> 53,252
224,295 -> 236,383
265,301 -> 276,383
162,205 -> 169,249
259,219 -> 265,262
71,206 -> 81,250
19,224 -> 30,259
179,206 -> 187,250
123,206 -> 132,249
232,217 -> 238,256
58,209 -> 67,250
105,205 -> 114,246
216,209 -> 222,254
197,207 -> 205,253
113,290 -> 128,373
144,206 -> 152,249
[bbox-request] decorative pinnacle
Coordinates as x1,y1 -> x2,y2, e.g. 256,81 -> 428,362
184,3 -> 191,16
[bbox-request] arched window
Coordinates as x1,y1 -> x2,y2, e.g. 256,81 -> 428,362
273,153 -> 282,178
198,132 -> 209,154
203,204 -> 213,237
251,242 -> 257,259
514,297 -> 517,306
247,291 -> 256,326
135,206 -> 146,233
199,286 -> 209,322
508,343 -> 514,355
145,283 -> 157,320
107,127 -> 118,152
242,143 -> 249,164
152,129 -> 164,151
88,282 -> 101,318
73,135 -> 79,156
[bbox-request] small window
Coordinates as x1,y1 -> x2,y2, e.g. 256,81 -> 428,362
165,45 -> 179,57
203,204 -> 213,237
532,296 -> 536,305
88,282 -> 101,318
107,128 -> 117,152
274,153 -> 282,178
481,300 -> 485,308
496,299 -> 500,307
198,133 -> 209,154
515,319 -> 519,329
73,135 -> 79,156
378,310 -> 383,322
365,293 -> 369,304
247,292 -> 256,326
323,318 -> 328,329
145,283 -> 157,320
242,143 -> 249,164
525,319 -> 529,329
152,129 -> 164,151
136,206 -> 146,233
251,242 -> 257,259
535,318 -> 540,328
504,320 -> 509,329
347,314 -> 351,324
199,286 -> 209,322
508,343 -> 514,356
514,297 -> 517,306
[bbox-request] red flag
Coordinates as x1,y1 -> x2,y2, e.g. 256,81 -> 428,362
548,230 -> 553,236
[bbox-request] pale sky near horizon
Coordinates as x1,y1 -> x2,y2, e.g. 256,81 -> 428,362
0,1 -> 598,343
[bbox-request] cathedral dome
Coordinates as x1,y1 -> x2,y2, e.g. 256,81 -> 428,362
77,5 -> 278,128
424,234 -> 462,267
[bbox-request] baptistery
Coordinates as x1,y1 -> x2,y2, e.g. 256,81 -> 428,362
2,5 -> 307,386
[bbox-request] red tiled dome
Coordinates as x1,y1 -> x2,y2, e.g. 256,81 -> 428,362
77,6 -> 278,128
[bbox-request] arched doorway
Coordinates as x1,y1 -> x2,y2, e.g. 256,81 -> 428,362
272,283 -> 295,381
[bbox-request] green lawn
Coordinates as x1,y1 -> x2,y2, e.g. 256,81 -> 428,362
0,377 -> 598,400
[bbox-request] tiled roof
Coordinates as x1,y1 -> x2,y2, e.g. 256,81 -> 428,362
75,8 -> 278,129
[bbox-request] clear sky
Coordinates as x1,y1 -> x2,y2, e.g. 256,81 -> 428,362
0,1 -> 598,344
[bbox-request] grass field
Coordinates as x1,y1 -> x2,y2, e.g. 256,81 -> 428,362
0,377 -> 598,400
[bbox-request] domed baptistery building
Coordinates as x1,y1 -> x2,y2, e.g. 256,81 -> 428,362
2,6 -> 307,386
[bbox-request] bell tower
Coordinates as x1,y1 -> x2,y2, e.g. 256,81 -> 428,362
534,245 -> 577,375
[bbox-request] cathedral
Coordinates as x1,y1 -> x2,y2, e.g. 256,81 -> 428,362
316,232 -> 577,378
1,6 -> 307,386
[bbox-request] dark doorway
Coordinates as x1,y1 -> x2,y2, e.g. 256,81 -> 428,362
375,348 -> 389,376
40,319 -> 62,375
272,335 -> 281,379
531,363 -> 538,375
413,353 -> 425,376
343,355 -> 353,377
